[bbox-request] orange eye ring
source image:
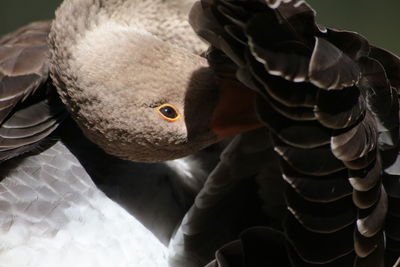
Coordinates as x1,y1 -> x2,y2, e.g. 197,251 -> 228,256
155,104 -> 182,122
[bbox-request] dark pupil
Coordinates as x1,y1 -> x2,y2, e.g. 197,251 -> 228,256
160,106 -> 178,119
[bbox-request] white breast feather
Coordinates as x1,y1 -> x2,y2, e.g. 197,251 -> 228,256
0,142 -> 168,267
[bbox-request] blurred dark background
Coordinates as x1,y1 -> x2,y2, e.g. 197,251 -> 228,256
0,0 -> 61,34
0,0 -> 399,54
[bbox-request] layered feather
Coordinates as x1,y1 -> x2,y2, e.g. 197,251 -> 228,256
190,0 -> 399,266
169,128 -> 285,267
0,21 -> 67,161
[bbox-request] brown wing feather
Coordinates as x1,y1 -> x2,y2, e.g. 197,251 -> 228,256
0,21 -> 67,161
190,0 -> 397,266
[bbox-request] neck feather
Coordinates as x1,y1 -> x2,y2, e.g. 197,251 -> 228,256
49,0 -> 206,103
49,0 -> 204,57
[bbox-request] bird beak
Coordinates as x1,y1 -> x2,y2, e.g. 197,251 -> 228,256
209,78 -> 263,141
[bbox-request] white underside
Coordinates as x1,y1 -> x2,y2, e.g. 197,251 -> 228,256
0,142 -> 168,267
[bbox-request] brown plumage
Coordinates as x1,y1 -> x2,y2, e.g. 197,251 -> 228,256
189,0 -> 400,266
0,21 -> 67,161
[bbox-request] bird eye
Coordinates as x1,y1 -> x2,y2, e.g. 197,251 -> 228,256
156,104 -> 182,122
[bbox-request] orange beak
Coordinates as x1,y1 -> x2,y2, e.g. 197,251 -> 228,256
209,78 -> 263,141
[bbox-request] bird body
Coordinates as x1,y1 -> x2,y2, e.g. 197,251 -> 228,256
0,0 -> 400,266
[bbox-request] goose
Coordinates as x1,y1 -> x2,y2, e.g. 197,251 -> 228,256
1,1 -> 400,267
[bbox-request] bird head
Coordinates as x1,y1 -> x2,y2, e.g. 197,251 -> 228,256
49,0 -> 262,162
